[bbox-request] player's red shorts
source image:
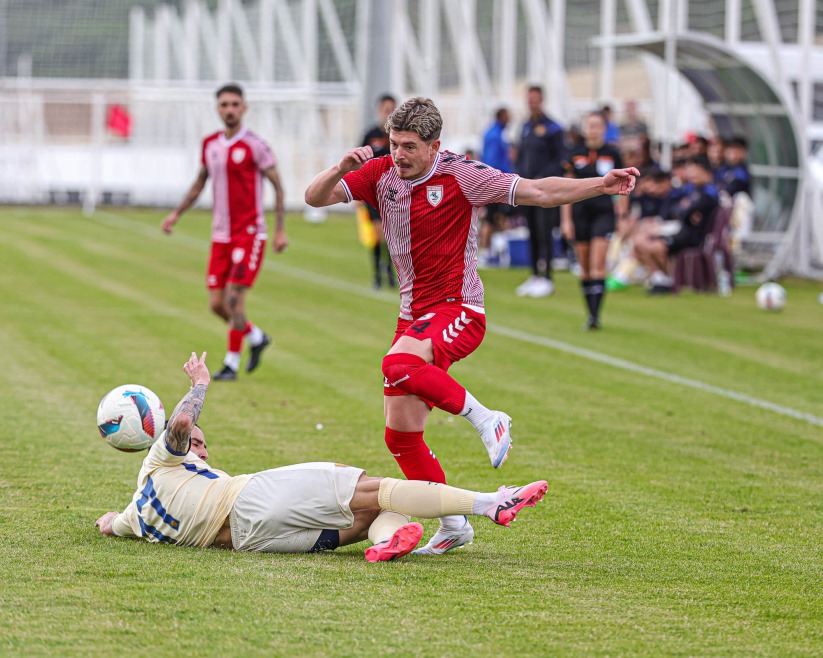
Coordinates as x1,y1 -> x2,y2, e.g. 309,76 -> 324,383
207,235 -> 266,290
384,303 -> 486,398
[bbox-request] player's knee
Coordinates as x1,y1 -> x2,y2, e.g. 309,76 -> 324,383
381,353 -> 427,389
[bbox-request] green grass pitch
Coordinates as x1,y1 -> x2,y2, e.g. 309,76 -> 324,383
0,206 -> 821,657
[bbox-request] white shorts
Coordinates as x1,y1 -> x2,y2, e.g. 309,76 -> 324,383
229,462 -> 364,553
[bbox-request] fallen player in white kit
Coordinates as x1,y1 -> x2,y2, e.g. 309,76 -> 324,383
95,352 -> 548,562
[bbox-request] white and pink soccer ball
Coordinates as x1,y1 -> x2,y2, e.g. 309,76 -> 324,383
97,385 -> 165,452
755,282 -> 786,312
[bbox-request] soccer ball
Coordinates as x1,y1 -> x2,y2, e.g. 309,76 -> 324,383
755,282 -> 786,312
97,385 -> 165,452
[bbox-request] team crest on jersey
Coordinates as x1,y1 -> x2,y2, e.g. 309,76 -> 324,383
231,147 -> 246,164
426,186 -> 444,207
232,247 -> 246,263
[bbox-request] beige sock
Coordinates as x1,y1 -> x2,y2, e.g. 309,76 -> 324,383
378,478 -> 476,518
367,510 -> 410,545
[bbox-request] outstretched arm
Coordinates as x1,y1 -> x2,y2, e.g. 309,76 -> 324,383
165,352 -> 211,455
263,166 -> 288,253
161,166 -> 209,234
304,146 -> 374,207
515,167 -> 639,208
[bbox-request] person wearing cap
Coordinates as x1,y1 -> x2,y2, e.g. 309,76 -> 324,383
633,155 -> 719,294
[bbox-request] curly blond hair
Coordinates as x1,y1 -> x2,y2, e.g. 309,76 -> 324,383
384,96 -> 443,142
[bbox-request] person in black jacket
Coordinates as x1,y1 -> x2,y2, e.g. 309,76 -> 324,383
514,86 -> 566,298
360,94 -> 397,288
561,111 -> 627,329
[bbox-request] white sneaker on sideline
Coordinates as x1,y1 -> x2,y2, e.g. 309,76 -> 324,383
527,277 -> 555,298
412,520 -> 475,555
479,411 -> 512,468
516,275 -> 541,296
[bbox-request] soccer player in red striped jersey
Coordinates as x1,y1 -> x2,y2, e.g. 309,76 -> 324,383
162,83 -> 288,380
305,97 -> 638,554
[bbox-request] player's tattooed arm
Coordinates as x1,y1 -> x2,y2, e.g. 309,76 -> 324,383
166,352 -> 210,455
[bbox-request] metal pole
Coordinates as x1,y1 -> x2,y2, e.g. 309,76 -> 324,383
363,0 -> 393,128
599,0 -> 616,105
660,0 -> 677,170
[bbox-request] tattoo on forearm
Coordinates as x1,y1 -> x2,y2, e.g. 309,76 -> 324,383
166,384 -> 207,453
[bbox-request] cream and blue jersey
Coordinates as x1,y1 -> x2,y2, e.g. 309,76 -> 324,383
111,432 -> 253,547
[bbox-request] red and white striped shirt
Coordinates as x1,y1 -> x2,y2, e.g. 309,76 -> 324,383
341,152 -> 520,319
201,127 -> 276,243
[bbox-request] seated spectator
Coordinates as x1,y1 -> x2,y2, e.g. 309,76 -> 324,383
715,136 -> 750,198
688,134 -> 709,159
632,156 -> 720,294
707,136 -> 725,170
606,168 -> 674,290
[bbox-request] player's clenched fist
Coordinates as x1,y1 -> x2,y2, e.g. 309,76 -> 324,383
338,146 -> 374,174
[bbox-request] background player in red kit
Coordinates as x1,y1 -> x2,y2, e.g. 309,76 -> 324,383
162,83 -> 288,380
305,97 -> 637,554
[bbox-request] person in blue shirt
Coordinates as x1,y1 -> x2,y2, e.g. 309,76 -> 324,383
601,104 -> 621,145
482,107 -> 513,172
514,86 -> 566,298
478,108 -> 513,264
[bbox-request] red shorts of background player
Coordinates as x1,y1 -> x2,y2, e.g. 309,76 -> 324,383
384,303 -> 486,398
207,234 -> 267,290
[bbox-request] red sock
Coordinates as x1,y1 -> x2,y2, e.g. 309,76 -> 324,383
228,328 -> 244,353
381,354 -> 466,415
384,427 -> 446,483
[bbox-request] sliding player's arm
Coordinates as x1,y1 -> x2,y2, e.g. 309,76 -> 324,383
263,166 -> 288,253
96,500 -> 140,538
161,165 -> 209,234
304,146 -> 374,207
165,352 -> 210,456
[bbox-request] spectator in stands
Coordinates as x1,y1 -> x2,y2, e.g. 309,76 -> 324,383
360,94 -> 398,289
479,108 -> 514,266
514,86 -> 566,298
600,104 -> 621,145
707,136 -> 725,170
688,134 -> 709,159
715,136 -> 751,197
560,111 -> 626,329
633,156 -> 719,294
608,167 -> 681,291
618,99 -> 648,148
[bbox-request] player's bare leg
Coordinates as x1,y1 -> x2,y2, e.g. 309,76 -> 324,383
214,284 -> 270,380
208,288 -> 230,322
337,509 -> 381,546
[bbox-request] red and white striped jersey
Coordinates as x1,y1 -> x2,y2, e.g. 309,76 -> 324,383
341,152 -> 520,318
201,127 -> 276,244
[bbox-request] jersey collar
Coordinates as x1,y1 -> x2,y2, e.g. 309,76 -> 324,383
219,126 -> 248,147
409,152 -> 441,188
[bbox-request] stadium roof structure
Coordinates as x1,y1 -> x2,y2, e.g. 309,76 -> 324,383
603,30 -> 804,245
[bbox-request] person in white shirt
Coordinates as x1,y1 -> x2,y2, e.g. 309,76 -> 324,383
95,351 -> 548,562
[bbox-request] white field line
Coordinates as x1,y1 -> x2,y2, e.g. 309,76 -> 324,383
92,210 -> 823,429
